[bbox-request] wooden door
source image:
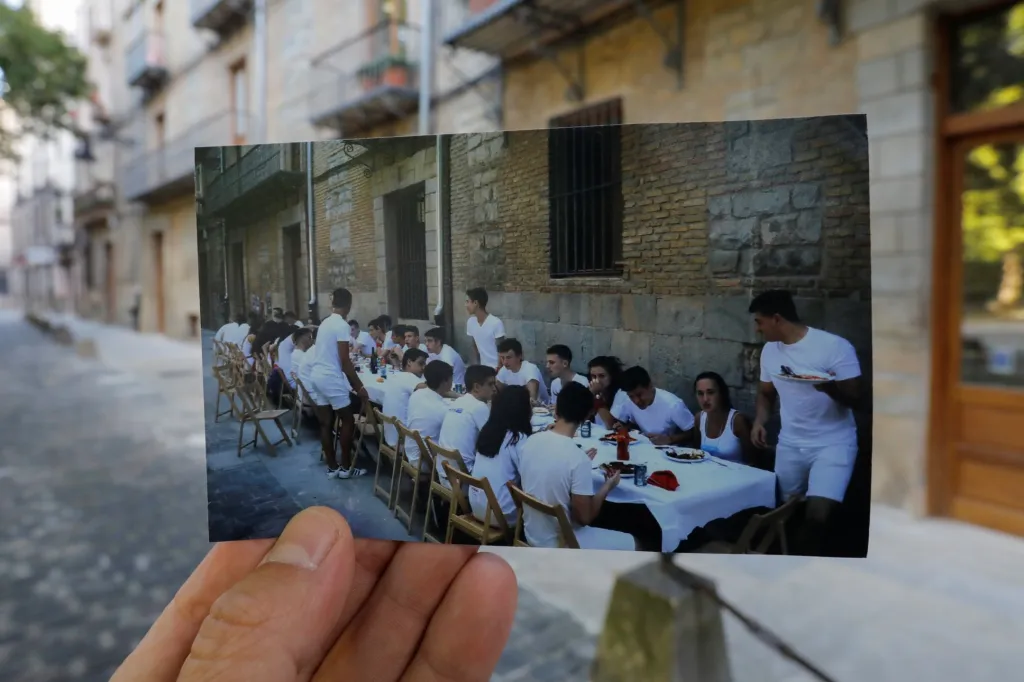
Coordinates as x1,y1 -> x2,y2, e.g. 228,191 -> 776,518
282,225 -> 302,315
153,231 -> 166,333
104,242 -> 116,323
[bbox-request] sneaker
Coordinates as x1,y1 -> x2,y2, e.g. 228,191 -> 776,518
336,467 -> 368,479
326,468 -> 344,479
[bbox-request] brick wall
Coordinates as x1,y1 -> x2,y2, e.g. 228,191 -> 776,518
448,118 -> 871,418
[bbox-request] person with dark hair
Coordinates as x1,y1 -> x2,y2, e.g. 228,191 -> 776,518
465,287 -> 506,369
382,324 -> 408,368
284,310 -> 302,328
306,288 -> 369,479
253,309 -> 294,359
240,312 -> 262,370
403,325 -> 428,354
587,356 -> 626,428
496,338 -> 548,404
283,328 -> 314,392
275,326 -> 307,389
425,327 -> 466,386
213,313 -> 246,348
381,347 -> 429,446
693,371 -> 754,464
612,366 -> 695,446
546,344 -> 588,403
404,361 -> 455,468
439,365 -> 498,476
348,319 -> 376,357
470,385 -> 532,526
518,382 -> 634,550
367,318 -> 387,348
748,289 -> 863,555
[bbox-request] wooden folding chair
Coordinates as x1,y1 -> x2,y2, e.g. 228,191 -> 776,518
272,368 -> 301,442
506,481 -> 580,549
442,463 -> 510,546
698,496 -> 803,555
236,380 -> 294,458
422,439 -> 469,543
394,423 -> 433,535
212,363 -> 243,423
354,399 -> 382,464
372,409 -> 403,509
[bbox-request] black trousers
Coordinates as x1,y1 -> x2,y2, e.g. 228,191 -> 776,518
592,501 -> 663,552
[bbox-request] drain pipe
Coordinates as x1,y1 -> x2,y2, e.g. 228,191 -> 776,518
417,0 -> 434,137
220,218 -> 229,323
305,141 -> 318,324
438,134 -> 454,345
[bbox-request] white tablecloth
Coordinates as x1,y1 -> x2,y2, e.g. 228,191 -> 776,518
354,362 -> 456,410
530,418 -> 777,551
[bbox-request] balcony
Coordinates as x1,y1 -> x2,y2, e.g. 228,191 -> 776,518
125,31 -> 168,91
73,136 -> 116,218
121,111 -> 250,204
200,144 -> 306,218
191,0 -> 252,35
307,20 -> 420,135
89,0 -> 113,46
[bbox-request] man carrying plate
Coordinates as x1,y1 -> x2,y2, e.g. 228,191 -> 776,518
749,289 -> 863,556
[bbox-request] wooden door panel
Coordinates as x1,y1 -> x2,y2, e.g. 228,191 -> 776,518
958,403 -> 1024,452
950,496 -> 1024,538
956,457 -> 1024,512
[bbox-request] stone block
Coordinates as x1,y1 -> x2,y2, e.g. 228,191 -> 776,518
752,246 -> 822,277
861,90 -> 927,137
871,177 -> 925,212
897,47 -> 927,89
709,250 -> 740,274
825,298 -> 874,355
621,295 -> 658,333
499,292 -> 525,320
590,561 -> 733,682
558,292 -> 592,327
610,329 -> 652,368
709,217 -> 758,249
591,327 -> 614,359
707,195 -> 731,218
592,294 -> 624,329
857,55 -> 900,101
522,292 -> 560,323
655,297 -> 704,337
846,0 -> 895,33
517,319 -> 544,358
761,209 -> 823,246
544,323 -> 583,361
732,188 -> 791,218
696,338 -> 744,387
649,334 -> 697,389
794,297 -> 827,330
791,183 -> 821,210
703,296 -> 757,344
876,133 -> 927,178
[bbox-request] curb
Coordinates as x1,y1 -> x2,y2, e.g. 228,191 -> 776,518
25,312 -> 98,358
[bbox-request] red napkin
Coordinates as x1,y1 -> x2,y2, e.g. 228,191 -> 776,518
647,470 -> 679,491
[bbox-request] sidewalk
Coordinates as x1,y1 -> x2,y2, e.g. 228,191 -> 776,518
46,313 -> 1024,681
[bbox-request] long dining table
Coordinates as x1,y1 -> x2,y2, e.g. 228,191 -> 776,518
531,414 -> 777,552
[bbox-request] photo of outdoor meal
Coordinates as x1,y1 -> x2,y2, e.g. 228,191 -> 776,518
196,114 -> 872,557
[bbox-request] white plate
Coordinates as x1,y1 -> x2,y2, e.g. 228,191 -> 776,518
772,372 -> 831,383
662,448 -> 707,463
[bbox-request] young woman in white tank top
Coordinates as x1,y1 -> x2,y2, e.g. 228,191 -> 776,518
694,371 -> 753,464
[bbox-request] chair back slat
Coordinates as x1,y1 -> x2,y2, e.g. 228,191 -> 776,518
505,481 -> 580,549
443,462 -> 509,536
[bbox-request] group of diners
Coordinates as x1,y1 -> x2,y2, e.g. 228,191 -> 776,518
213,286 -> 864,555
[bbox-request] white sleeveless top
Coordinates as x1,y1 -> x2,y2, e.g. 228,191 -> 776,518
699,409 -> 743,462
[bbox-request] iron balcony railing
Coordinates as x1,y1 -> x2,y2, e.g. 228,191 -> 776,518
307,19 -> 421,130
125,30 -> 166,87
201,144 -> 305,216
190,0 -> 252,32
121,111 -> 251,203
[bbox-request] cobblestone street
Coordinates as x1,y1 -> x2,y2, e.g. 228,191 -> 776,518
0,311 -> 595,682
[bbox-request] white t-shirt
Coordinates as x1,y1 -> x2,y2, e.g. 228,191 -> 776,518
595,390 -> 629,429
214,322 -> 239,344
225,323 -> 249,347
404,388 -> 449,466
383,333 -> 399,352
350,330 -> 376,356
309,313 -> 350,379
550,373 -> 589,401
294,321 -> 304,328
401,342 -> 428,354
276,334 -> 296,368
439,393 -> 491,473
286,348 -> 305,389
759,327 -> 861,447
611,387 -> 695,436
470,431 -> 526,523
429,344 -> 466,386
382,370 -> 425,445
466,314 -> 506,368
497,360 -> 549,403
295,347 -> 316,394
518,430 -> 593,548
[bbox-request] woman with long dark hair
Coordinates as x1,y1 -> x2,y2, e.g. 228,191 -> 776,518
586,355 -> 625,428
693,371 -> 754,463
470,385 -> 533,526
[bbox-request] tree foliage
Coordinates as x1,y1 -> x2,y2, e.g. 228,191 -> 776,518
0,2 -> 90,163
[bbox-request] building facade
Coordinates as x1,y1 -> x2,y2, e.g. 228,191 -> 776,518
438,0 -> 1024,537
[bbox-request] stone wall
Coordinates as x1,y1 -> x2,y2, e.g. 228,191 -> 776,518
448,118 -> 871,418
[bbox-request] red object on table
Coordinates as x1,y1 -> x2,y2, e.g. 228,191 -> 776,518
647,470 -> 679,491
615,427 -> 630,461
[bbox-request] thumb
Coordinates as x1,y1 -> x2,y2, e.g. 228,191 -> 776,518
178,507 -> 356,682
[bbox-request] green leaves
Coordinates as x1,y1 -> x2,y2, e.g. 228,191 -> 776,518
0,3 -> 90,162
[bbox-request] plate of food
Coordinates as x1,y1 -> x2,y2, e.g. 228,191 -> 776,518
772,365 -> 833,383
599,431 -> 638,444
663,448 -> 707,463
599,461 -> 637,478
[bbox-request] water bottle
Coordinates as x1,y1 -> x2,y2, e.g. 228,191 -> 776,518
580,420 -> 591,439
380,362 -> 388,378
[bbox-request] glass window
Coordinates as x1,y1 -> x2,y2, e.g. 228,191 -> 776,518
949,2 -> 1024,114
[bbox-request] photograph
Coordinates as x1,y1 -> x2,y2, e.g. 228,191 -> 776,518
196,114 -> 872,556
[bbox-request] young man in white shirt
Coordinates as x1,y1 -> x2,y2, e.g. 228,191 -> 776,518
749,289 -> 863,556
404,360 -> 455,468
214,313 -> 245,347
518,382 -> 634,550
425,327 -> 466,387
348,319 -> 377,357
546,344 -> 589,404
465,287 -> 506,370
284,328 -> 313,391
307,288 -> 370,480
402,325 -> 429,354
381,348 -> 429,446
439,364 -> 497,476
284,311 -> 303,328
382,325 -> 406,368
367,318 -> 387,349
496,338 -> 549,404
612,366 -> 695,446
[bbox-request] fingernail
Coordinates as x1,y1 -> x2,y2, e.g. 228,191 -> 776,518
261,510 -> 341,570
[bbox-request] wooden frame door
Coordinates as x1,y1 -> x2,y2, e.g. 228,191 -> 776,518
153,231 -> 166,334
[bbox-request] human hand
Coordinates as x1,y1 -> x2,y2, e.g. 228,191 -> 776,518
647,434 -> 671,446
588,379 -> 602,395
604,471 -> 622,488
751,420 -> 768,448
813,380 -> 836,396
111,507 -> 518,682
357,386 -> 369,399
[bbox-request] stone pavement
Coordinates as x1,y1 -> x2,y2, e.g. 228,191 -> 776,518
0,311 -> 594,682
